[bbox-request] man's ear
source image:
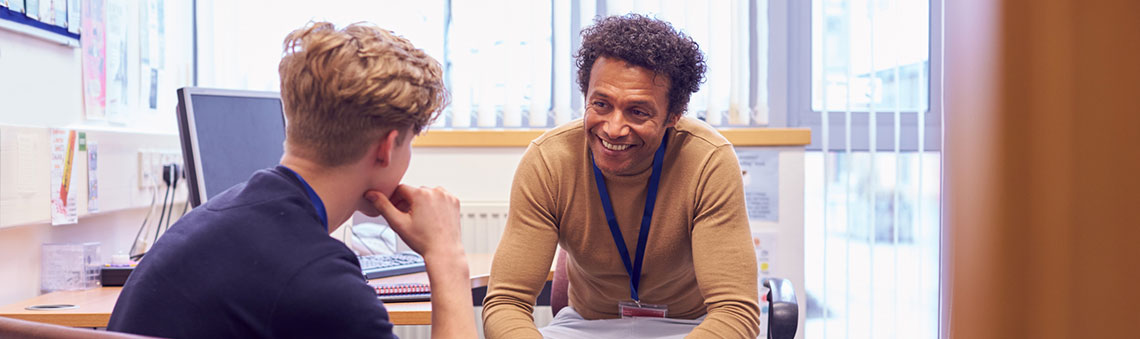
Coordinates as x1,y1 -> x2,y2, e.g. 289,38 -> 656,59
375,129 -> 401,167
665,112 -> 682,128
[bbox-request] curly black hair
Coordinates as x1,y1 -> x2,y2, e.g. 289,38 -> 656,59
575,13 -> 707,117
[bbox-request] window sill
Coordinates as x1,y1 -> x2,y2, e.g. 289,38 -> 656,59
411,128 -> 811,147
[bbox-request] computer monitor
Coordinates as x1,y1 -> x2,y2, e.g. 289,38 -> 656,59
176,87 -> 286,207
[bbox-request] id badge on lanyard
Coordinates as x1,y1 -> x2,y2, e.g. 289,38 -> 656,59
619,300 -> 669,318
591,134 -> 670,318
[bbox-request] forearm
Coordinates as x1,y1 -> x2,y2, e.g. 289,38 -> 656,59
481,225 -> 557,339
686,300 -> 761,338
423,249 -> 476,339
480,244 -> 553,339
481,295 -> 543,339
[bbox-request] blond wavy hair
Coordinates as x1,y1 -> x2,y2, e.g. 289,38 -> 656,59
278,21 -> 447,167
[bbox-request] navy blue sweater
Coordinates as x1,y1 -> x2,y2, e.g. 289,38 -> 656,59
108,166 -> 397,339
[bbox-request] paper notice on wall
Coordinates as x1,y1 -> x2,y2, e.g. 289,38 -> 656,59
50,129 -> 79,225
67,0 -> 79,33
753,230 -> 776,339
8,0 -> 25,13
105,0 -> 129,123
752,230 -> 778,279
738,149 -> 779,222
82,0 -> 107,120
25,0 -> 39,20
87,142 -> 99,213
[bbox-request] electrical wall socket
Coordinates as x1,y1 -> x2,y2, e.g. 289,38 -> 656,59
137,149 -> 183,189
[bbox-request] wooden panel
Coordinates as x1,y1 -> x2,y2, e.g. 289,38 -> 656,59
945,1 -> 1140,338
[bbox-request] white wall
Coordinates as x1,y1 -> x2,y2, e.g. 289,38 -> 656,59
0,12 -> 190,305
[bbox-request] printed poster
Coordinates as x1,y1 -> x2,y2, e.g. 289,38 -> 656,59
50,129 -> 79,225
81,0 -> 107,120
104,0 -> 128,123
738,149 -> 779,222
9,0 -> 25,13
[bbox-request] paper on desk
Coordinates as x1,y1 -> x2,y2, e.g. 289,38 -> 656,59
50,129 -> 78,225
738,149 -> 779,222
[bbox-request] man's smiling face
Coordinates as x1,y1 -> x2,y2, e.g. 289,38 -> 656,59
584,56 -> 678,176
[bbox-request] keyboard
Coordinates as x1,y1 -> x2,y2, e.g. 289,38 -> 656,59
358,252 -> 427,279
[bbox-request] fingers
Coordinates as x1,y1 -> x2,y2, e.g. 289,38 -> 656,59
365,191 -> 409,226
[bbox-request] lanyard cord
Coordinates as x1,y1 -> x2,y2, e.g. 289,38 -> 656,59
590,133 -> 669,302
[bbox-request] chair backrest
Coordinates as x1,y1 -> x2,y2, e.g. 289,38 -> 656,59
0,316 -> 157,339
550,248 -> 570,317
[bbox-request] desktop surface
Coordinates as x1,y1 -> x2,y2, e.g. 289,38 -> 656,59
0,254 -> 550,327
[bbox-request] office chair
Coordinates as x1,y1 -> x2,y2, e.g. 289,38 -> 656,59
549,249 -> 800,339
0,316 -> 157,339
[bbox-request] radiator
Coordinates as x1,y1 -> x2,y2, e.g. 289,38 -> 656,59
459,202 -> 510,255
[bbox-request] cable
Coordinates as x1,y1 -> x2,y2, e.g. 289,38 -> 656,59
180,199 -> 190,218
130,168 -> 170,261
161,164 -> 179,235
152,172 -> 172,247
128,176 -> 161,260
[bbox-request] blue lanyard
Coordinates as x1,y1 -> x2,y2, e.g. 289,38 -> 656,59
281,166 -> 329,230
590,133 -> 669,302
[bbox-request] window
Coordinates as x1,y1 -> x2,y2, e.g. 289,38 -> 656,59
196,0 -> 446,92
196,0 -> 770,129
812,0 -> 929,112
793,1 -> 943,338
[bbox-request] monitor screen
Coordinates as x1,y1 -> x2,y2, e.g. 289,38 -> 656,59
176,87 -> 286,207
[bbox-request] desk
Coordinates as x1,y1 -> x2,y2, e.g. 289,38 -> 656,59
0,253 -> 549,327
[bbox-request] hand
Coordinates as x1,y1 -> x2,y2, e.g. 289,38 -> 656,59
366,185 -> 476,338
365,185 -> 464,259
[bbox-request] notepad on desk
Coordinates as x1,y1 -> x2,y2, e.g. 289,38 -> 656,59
372,282 -> 431,303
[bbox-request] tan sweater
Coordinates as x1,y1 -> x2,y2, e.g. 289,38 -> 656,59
482,117 -> 760,338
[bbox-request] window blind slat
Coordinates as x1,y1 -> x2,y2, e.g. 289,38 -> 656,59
868,2 -> 879,337
843,1 -> 855,336
892,1 -> 904,337
552,0 -> 573,125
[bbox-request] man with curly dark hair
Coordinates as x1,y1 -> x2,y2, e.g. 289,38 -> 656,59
484,14 -> 761,338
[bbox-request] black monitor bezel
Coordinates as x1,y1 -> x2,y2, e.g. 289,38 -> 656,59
175,87 -> 284,207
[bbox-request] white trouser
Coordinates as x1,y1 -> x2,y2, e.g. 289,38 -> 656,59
540,306 -> 705,339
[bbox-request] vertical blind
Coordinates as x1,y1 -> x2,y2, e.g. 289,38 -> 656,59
442,0 -> 770,129
804,0 -> 941,338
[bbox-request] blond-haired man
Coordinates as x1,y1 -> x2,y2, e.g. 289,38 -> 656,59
109,22 -> 475,338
